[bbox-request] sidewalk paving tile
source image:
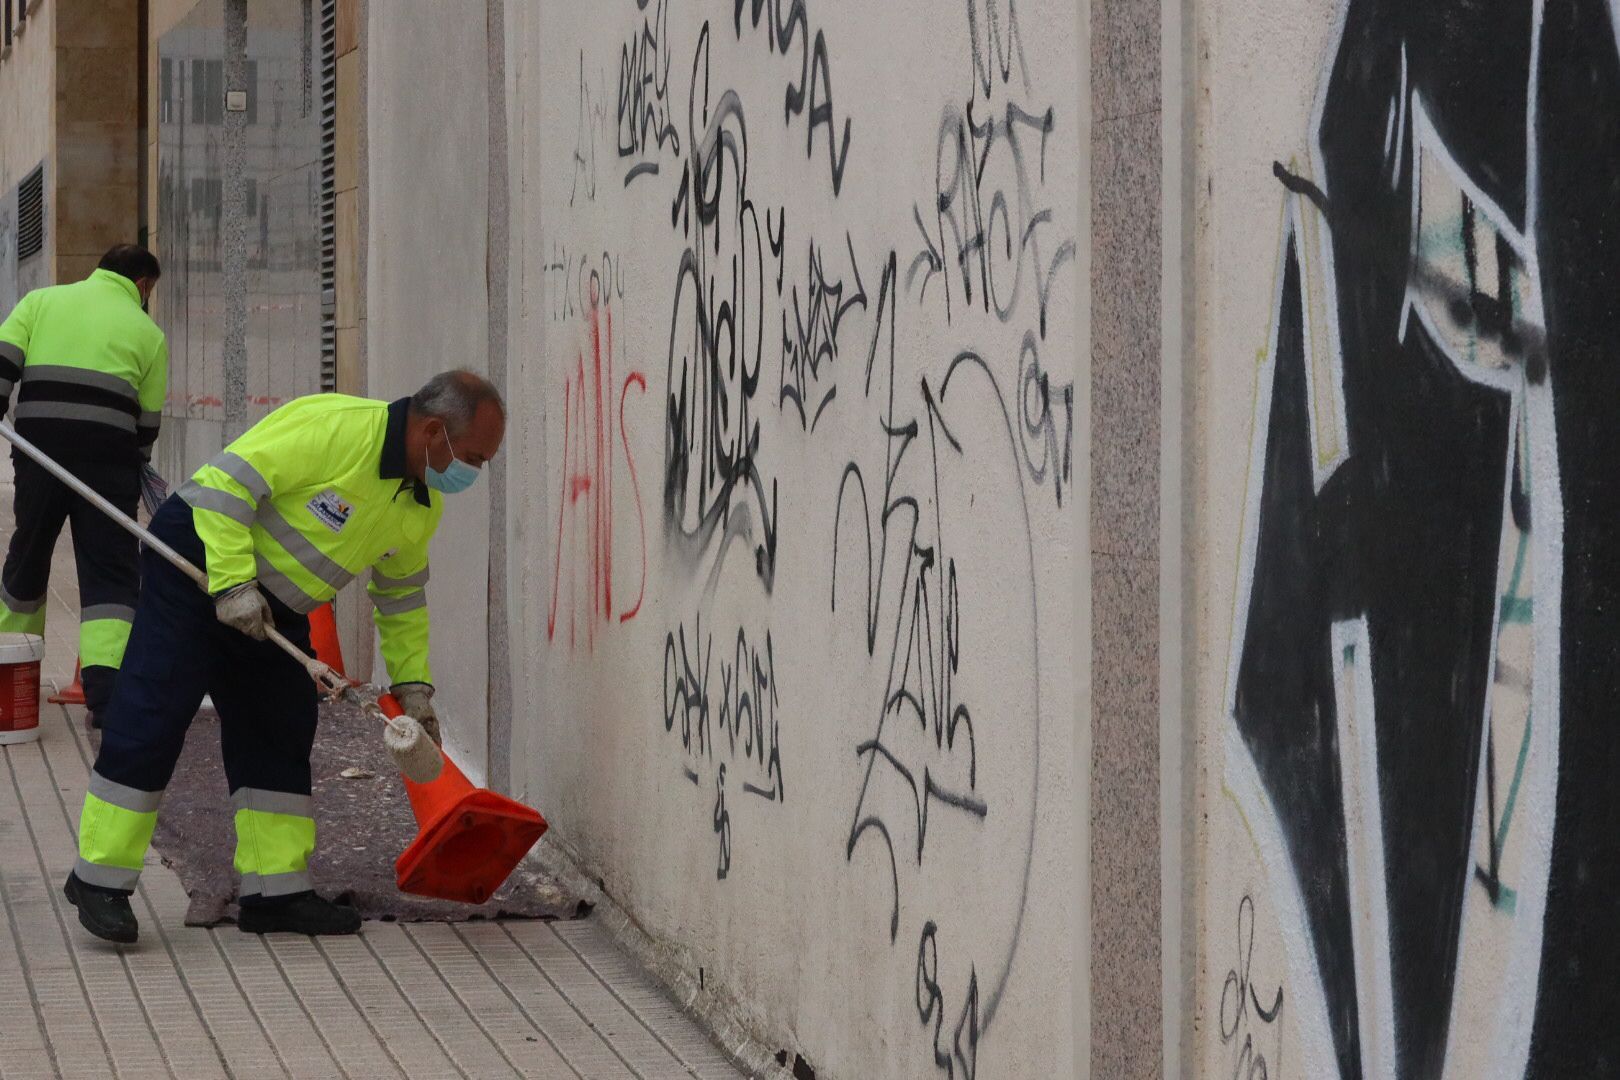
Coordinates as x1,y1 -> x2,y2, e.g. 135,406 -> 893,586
0,512 -> 749,1079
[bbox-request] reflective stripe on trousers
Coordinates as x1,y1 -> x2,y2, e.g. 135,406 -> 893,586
0,580 -> 47,636
74,771 -> 163,892
80,603 -> 135,670
232,788 -> 316,897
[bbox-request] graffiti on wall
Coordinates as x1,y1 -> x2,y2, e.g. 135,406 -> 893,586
907,0 -> 1075,509
1224,2 -> 1620,1077
618,0 -> 683,185
732,0 -> 854,194
778,228 -> 867,432
549,0 -> 1072,1074
828,3 -> 1065,1074
1219,893 -> 1286,1080
662,21 -> 781,597
547,270 -> 650,652
572,49 -> 610,206
832,253 -> 1043,1080
662,613 -> 784,879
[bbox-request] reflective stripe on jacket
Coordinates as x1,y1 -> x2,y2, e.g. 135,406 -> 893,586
0,269 -> 167,462
180,394 -> 441,685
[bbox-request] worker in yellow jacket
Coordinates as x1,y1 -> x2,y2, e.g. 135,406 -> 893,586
64,370 -> 505,943
0,245 -> 167,717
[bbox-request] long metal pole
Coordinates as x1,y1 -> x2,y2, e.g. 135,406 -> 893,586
0,420 -> 346,697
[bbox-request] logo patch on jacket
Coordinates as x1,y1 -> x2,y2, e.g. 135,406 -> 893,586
307,490 -> 353,533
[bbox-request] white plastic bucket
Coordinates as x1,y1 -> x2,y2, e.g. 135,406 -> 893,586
0,633 -> 46,745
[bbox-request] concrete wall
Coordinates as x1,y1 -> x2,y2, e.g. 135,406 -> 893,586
0,0 -> 142,300
1194,2 -> 1620,1077
364,2 -> 491,776
53,0 -> 141,286
0,0 -> 56,307
500,2 -> 1083,1076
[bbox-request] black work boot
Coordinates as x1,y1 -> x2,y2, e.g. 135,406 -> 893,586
237,891 -> 361,936
64,871 -> 138,944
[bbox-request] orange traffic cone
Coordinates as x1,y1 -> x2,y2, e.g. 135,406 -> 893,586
48,660 -> 85,706
379,693 -> 548,904
308,602 -> 347,677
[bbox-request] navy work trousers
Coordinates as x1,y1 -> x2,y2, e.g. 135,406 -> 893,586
0,452 -> 140,710
92,495 -> 319,827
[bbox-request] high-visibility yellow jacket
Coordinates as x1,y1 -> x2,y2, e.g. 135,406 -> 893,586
0,268 -> 168,463
179,394 -> 441,686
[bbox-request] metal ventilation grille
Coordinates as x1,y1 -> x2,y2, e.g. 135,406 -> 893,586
3,0 -> 20,52
318,0 -> 337,392
17,165 -> 43,261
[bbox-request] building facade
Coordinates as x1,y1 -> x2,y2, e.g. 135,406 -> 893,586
0,0 -> 144,312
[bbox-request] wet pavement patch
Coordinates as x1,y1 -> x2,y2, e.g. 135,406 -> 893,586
95,698 -> 586,927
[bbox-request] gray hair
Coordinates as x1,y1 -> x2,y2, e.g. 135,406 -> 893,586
410,370 -> 504,435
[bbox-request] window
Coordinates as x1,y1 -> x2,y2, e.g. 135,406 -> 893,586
210,60 -> 224,124
3,0 -> 29,60
191,59 -> 206,124
194,177 -> 228,217
192,59 -> 225,125
17,164 -> 43,262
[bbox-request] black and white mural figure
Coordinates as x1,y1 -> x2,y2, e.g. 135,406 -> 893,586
1227,1 -> 1620,1076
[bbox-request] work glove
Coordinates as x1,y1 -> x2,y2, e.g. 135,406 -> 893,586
215,582 -> 273,640
391,682 -> 440,746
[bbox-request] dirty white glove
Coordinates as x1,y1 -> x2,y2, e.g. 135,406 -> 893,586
215,582 -> 272,640
392,683 -> 440,746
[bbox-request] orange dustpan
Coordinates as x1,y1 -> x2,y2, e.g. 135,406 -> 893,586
378,693 -> 548,904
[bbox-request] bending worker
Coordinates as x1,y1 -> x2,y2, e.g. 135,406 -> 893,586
64,370 -> 505,943
0,245 -> 167,720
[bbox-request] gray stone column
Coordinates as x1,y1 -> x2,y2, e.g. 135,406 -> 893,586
1090,0 -> 1165,1075
485,0 -> 512,794
222,0 -> 248,442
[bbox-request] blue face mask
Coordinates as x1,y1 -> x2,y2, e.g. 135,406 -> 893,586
425,427 -> 480,494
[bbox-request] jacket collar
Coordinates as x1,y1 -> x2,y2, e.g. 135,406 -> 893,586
379,397 -> 432,506
90,268 -> 141,305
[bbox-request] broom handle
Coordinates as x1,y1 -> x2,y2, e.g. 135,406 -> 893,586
0,420 -> 351,699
